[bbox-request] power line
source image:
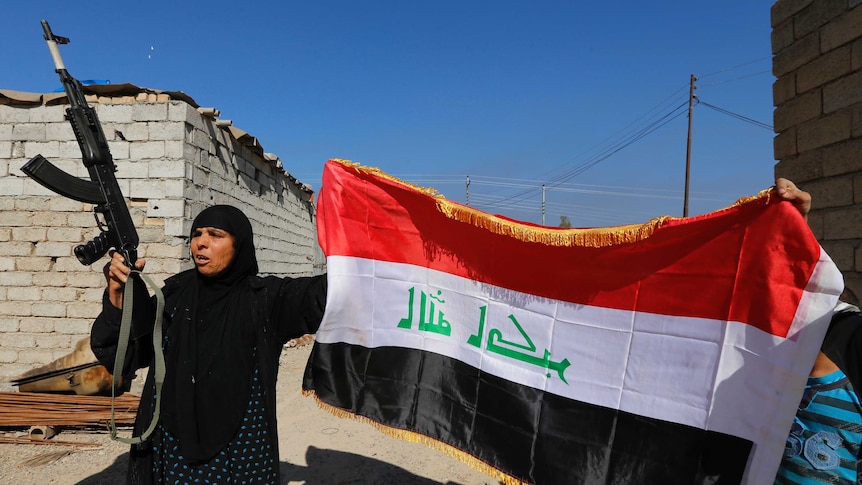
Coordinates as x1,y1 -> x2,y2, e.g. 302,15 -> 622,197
697,56 -> 771,79
699,69 -> 773,87
698,100 -> 773,130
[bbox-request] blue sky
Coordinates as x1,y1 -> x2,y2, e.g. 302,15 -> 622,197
2,1 -> 778,227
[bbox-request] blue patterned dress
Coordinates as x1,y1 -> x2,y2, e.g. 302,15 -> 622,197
151,363 -> 278,485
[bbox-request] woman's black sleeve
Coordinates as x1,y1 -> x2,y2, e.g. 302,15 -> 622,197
273,273 -> 327,343
821,309 -> 862,392
89,277 -> 158,376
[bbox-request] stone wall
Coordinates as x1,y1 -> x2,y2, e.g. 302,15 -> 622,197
0,89 -> 321,387
772,0 -> 862,303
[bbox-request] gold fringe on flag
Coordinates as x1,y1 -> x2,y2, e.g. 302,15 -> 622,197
329,159 -> 777,249
302,389 -> 532,485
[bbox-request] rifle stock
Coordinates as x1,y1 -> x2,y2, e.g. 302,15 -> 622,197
25,20 -> 138,267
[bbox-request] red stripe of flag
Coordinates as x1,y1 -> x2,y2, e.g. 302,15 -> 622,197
317,160 -> 820,338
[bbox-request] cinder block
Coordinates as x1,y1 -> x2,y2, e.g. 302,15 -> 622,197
14,257 -> 53,272
31,211 -> 67,226
114,160 -> 150,179
59,140 -> 84,158
0,318 -> 19,332
28,105 -> 65,123
45,288 -> 79,303
18,348 -> 56,364
853,38 -> 862,71
238,172 -> 261,194
19,318 -> 55,333
0,241 -> 33,256
797,109 -> 852,152
48,198 -> 86,213
164,140 -> 186,159
168,102 -> 197,123
0,301 -> 32,317
66,211 -> 98,227
821,136 -> 862,176
32,272 -> 68,287
149,159 -> 186,178
0,272 -> 33,286
0,177 -> 25,197
0,140 -> 11,159
129,141 -> 166,159
824,205 -> 862,238
163,179 -> 185,198
11,227 -> 47,241
53,256 -> 90,272
0,350 -> 18,364
106,140 -> 130,160
774,32 -> 822,77
794,0 -> 850,39
71,272 -> 107,289
772,18 -> 795,53
164,218 -> 191,237
34,241 -> 71,257
132,102 -> 168,122
21,178 -> 59,197
774,89 -> 822,131
147,199 -> 184,218
34,334 -> 73,349
854,244 -> 862,273
142,242 -> 186,259
128,179 -> 165,199
823,69 -> 862,113
45,122 -> 76,141
148,121 -> 185,141
117,122 -> 149,142
96,104 -> 133,123
774,128 -> 798,160
0,105 -> 31,123
822,5 -> 862,52
798,46 -> 852,95
12,124 -> 47,141
65,301 -> 100,319
30,302 -> 65,318
46,227 -> 83,242
54,319 -> 93,335
772,0 -> 815,27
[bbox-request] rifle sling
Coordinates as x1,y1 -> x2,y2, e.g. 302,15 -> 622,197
109,270 -> 165,444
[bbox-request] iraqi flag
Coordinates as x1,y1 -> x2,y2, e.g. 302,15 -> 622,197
302,159 -> 843,485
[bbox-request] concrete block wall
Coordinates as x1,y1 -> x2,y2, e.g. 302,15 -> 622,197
0,91 -> 319,387
772,0 -> 862,303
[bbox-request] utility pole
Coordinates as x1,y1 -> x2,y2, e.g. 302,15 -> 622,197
684,74 -> 697,217
465,176 -> 470,206
541,184 -> 546,225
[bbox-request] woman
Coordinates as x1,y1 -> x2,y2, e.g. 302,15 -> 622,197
91,205 -> 327,484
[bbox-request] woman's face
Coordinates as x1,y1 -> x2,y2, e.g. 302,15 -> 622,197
191,227 -> 236,277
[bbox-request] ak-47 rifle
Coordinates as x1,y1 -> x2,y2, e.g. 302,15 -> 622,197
21,20 -> 164,445
21,20 -> 138,267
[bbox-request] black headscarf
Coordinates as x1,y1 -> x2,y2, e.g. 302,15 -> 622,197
160,205 -> 259,462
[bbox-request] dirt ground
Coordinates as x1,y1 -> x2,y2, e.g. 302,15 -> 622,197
0,345 -> 502,485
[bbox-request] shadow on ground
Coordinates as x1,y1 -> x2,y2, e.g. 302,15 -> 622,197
75,446 -> 493,485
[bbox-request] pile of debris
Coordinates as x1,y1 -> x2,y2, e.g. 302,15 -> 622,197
1,337 -> 139,445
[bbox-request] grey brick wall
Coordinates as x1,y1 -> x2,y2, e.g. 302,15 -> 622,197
772,0 -> 862,303
0,92 -> 321,387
